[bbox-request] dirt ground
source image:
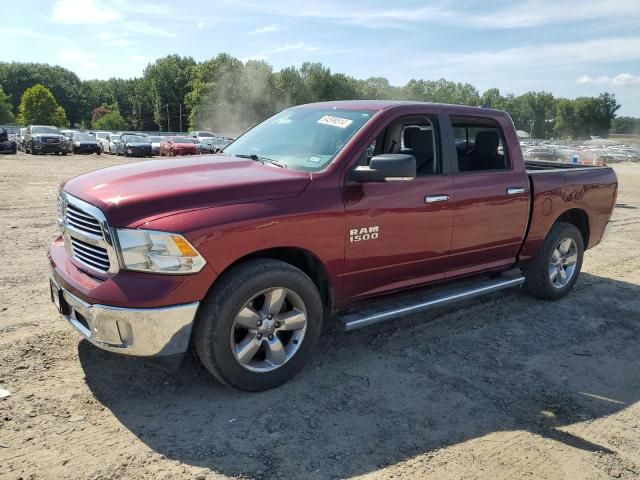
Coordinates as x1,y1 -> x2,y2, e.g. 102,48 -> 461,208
1,152 -> 639,480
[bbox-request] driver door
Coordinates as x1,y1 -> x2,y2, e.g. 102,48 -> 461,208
343,114 -> 454,300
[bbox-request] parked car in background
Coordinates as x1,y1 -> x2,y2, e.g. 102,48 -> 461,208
0,127 -> 17,154
97,134 -> 112,153
24,125 -> 67,155
60,129 -> 77,154
92,131 -> 110,151
148,135 -> 164,156
159,136 -> 200,156
199,136 -> 232,154
17,127 -> 27,151
108,134 -> 121,154
198,138 -> 217,154
72,132 -> 102,155
116,133 -> 152,157
189,130 -> 215,141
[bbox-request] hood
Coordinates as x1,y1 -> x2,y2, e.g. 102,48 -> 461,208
62,155 -> 311,227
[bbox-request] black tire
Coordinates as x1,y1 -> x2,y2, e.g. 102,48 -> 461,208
523,221 -> 584,300
193,259 -> 324,391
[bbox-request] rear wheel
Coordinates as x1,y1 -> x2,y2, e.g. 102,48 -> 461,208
523,221 -> 584,300
194,259 -> 323,391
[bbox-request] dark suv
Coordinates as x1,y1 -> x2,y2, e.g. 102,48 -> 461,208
24,125 -> 67,155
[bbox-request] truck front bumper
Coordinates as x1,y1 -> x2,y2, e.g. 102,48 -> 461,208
50,276 -> 199,357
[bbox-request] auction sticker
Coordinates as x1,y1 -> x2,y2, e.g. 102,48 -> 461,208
318,115 -> 353,129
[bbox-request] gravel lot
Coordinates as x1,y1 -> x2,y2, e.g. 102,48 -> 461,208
1,152 -> 639,480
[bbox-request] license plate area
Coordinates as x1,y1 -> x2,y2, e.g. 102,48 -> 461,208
50,280 -> 70,315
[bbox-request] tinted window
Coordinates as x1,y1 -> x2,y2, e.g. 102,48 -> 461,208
452,117 -> 509,172
362,116 -> 440,176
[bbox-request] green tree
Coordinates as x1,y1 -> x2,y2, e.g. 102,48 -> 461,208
0,62 -> 84,125
612,116 -> 640,134
92,110 -> 128,130
0,86 -> 14,124
16,84 -> 69,127
144,54 -> 196,131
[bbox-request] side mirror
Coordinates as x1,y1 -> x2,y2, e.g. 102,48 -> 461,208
351,154 -> 416,183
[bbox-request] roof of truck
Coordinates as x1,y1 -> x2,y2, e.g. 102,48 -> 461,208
296,100 -> 507,116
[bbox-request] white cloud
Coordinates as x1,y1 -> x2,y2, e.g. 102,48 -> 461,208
51,0 -> 121,24
56,47 -> 101,78
223,0 -> 640,29
248,24 -> 279,34
96,32 -> 131,48
577,73 -> 640,87
410,37 -> 640,80
273,42 -> 318,53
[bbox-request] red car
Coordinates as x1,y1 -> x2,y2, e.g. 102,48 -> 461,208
49,101 -> 617,391
159,136 -> 200,156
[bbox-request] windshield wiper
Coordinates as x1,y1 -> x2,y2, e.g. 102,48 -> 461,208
233,154 -> 286,168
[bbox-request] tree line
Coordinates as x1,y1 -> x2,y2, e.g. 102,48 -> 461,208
0,55 -> 633,138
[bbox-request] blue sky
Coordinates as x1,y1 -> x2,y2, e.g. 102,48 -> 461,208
4,0 -> 640,115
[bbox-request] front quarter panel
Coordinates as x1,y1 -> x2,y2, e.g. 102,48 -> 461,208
142,181 -> 348,308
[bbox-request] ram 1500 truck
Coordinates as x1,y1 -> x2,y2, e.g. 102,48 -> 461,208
49,101 -> 617,391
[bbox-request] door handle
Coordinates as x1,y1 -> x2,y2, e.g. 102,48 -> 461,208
425,194 -> 450,204
507,187 -> 525,195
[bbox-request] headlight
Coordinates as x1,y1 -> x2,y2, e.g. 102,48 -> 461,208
116,229 -> 206,274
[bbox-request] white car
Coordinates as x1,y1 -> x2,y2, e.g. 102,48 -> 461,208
148,135 -> 164,156
107,134 -> 121,154
92,131 -> 111,152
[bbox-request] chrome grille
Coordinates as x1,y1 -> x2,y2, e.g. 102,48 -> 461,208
43,136 -> 61,144
65,203 -> 103,237
59,192 -> 117,275
70,237 -> 110,272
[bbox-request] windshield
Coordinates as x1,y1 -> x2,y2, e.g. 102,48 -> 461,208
32,126 -> 61,134
148,136 -> 162,142
94,132 -> 109,140
110,135 -> 120,142
76,133 -> 95,141
124,135 -> 147,142
224,107 -> 375,171
195,132 -> 214,138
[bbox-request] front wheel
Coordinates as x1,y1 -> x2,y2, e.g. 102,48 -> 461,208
194,259 -> 323,391
523,221 -> 584,300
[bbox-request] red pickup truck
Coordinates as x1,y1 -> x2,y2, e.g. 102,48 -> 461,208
49,101 -> 617,391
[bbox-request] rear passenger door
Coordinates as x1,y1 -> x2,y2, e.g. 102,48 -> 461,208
445,115 -> 530,278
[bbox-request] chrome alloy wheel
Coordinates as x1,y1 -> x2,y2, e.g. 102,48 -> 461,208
549,238 -> 578,288
230,287 -> 307,372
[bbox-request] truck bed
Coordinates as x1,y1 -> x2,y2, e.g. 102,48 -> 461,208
525,160 -> 606,172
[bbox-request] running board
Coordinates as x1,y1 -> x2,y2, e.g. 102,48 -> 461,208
339,275 -> 525,331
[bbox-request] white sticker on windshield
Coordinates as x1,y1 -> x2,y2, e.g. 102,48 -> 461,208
308,155 -> 323,163
318,115 -> 353,129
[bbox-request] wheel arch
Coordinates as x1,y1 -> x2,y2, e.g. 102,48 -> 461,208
214,247 -> 333,313
554,208 -> 590,247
